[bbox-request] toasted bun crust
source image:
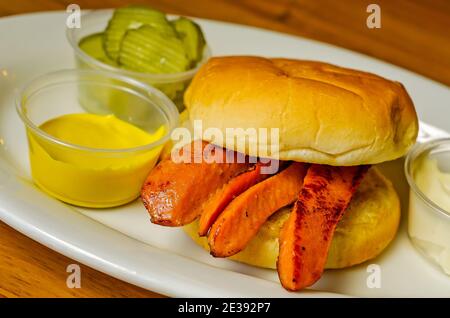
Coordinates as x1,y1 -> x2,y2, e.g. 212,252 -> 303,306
184,167 -> 400,269
184,57 -> 418,165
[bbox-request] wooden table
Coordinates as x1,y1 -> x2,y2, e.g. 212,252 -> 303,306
1,0 -> 449,298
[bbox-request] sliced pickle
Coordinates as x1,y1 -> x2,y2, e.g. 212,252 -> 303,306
172,17 -> 206,65
104,5 -> 174,61
78,32 -> 117,66
118,25 -> 190,73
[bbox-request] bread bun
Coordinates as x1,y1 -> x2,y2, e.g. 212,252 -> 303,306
184,56 -> 418,166
183,167 -> 400,269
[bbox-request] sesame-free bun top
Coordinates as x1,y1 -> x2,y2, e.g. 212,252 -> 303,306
184,56 -> 418,165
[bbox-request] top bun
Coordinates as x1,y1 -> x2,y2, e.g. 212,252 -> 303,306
184,56 -> 418,165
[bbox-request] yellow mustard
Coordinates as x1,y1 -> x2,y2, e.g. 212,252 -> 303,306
28,113 -> 165,208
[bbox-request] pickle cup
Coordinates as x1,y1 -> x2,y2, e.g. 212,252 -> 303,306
66,9 -> 211,110
16,69 -> 179,208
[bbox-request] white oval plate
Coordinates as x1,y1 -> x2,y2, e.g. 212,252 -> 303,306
1,10 -> 449,297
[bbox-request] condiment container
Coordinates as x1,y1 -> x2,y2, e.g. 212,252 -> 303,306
66,9 -> 211,110
405,138 -> 450,274
16,69 -> 178,208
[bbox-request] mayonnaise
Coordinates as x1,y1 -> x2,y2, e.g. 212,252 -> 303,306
28,113 -> 165,208
408,155 -> 450,275
415,158 -> 450,211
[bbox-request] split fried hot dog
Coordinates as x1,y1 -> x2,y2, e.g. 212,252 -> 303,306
198,162 -> 272,236
208,162 -> 309,257
141,140 -> 253,226
277,164 -> 369,291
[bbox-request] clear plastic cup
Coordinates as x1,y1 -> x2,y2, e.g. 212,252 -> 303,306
66,9 -> 211,110
16,69 -> 179,208
405,138 -> 450,275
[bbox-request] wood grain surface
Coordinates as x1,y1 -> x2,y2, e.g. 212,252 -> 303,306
0,222 -> 162,298
0,0 -> 449,298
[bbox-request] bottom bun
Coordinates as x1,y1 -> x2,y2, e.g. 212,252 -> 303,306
184,167 -> 400,269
